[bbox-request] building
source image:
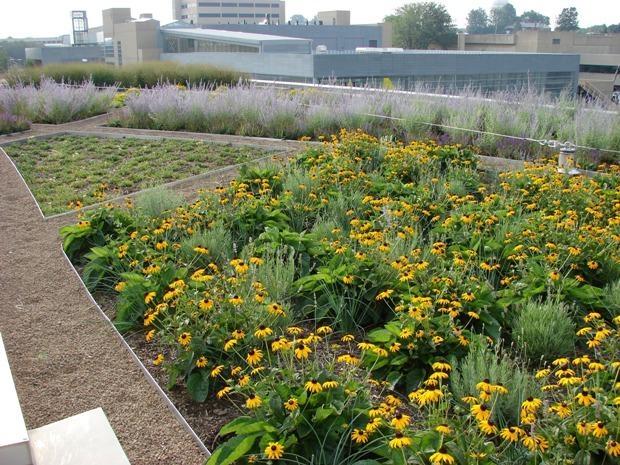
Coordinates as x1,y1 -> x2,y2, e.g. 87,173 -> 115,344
316,11 -> 351,26
160,28 -> 578,95
199,23 -> 384,50
458,30 -> 620,99
103,8 -> 162,65
24,45 -> 104,65
172,1 -> 285,26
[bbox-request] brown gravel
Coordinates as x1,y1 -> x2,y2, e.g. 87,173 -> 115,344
0,147 -> 208,465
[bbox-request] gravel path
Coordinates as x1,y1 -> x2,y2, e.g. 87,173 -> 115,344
0,147 -> 208,465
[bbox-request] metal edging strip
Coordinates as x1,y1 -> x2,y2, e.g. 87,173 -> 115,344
59,245 -> 211,457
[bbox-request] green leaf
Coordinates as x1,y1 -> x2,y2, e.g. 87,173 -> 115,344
313,406 -> 336,422
368,328 -> 393,343
187,371 -> 209,402
206,433 -> 260,465
219,417 -> 276,436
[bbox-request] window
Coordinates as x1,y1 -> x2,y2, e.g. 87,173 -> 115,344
239,13 -> 254,17
271,13 -> 279,18
199,13 -> 221,17
255,3 -> 270,7
271,3 -> 280,7
180,3 -> 188,8
369,40 -> 378,47
222,2 -> 238,6
198,2 -> 221,5
181,14 -> 188,19
238,2 -> 253,6
552,38 -> 560,44
222,13 -> 238,17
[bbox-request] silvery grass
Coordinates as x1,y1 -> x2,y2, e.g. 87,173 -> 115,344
0,78 -> 115,124
120,84 -> 620,161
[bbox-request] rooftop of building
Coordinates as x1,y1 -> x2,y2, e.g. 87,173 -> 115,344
162,27 -> 312,45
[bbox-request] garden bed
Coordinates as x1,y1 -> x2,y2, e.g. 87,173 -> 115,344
63,131 -> 620,465
3,134 -> 272,215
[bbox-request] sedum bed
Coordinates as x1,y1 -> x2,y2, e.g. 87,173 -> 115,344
5,135 -> 269,215
63,131 -> 619,465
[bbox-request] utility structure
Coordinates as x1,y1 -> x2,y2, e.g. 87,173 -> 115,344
72,11 -> 89,45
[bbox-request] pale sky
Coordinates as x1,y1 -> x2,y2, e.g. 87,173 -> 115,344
0,0 -> 618,38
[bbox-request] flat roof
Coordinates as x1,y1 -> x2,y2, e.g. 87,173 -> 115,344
162,27 -> 311,46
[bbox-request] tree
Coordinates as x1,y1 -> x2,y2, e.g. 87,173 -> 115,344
0,48 -> 8,72
520,10 -> 550,26
609,24 -> 620,33
289,14 -> 307,25
490,2 -> 517,33
386,2 -> 457,50
466,8 -> 491,34
556,7 -> 579,31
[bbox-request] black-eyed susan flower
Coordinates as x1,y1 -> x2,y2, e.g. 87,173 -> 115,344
607,440 -> 620,457
591,421 -> 608,438
195,356 -> 208,368
429,447 -> 455,464
389,432 -> 412,449
178,332 -> 192,347
153,354 -> 164,366
322,380 -> 339,390
144,291 -> 156,304
390,413 -> 411,430
365,417 -> 382,432
264,442 -> 284,460
295,343 -> 312,360
246,348 -> 263,366
500,426 -> 524,442
254,325 -> 273,339
575,389 -> 596,406
549,402 -> 571,419
478,419 -> 498,435
210,365 -> 224,377
521,397 -> 542,413
145,329 -> 156,342
246,394 -> 262,409
284,398 -> 298,411
351,429 -> 369,444
576,421 -> 591,436
435,424 -> 452,435
229,295 -> 244,305
470,404 -> 491,421
305,379 -> 323,393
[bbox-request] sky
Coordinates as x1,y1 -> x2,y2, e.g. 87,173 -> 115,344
0,0 -> 617,38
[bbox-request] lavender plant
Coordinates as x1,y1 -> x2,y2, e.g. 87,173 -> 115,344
0,78 -> 115,124
116,83 -> 620,161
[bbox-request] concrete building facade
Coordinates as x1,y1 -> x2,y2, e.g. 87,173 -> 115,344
458,30 -> 620,98
172,0 -> 285,25
316,11 -> 351,26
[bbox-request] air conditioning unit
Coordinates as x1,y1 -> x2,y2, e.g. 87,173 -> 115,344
315,45 -> 328,54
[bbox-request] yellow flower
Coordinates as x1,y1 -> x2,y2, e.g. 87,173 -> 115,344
195,356 -> 208,368
145,329 -> 156,342
521,397 -> 542,413
246,394 -> 262,409
229,295 -> 244,305
295,343 -> 312,360
430,448 -> 455,465
264,442 -> 284,460
522,434 -> 549,452
432,361 -> 452,372
322,380 -> 339,389
224,338 -> 237,351
246,348 -> 263,366
470,404 -> 491,421
211,365 -> 224,377
153,354 -> 164,366
351,429 -> 369,444
575,389 -> 596,406
478,419 -> 498,435
549,402 -> 571,419
284,398 -> 298,411
341,334 -> 355,342
435,424 -> 452,435
254,325 -> 273,339
305,379 -> 323,393
500,426 -> 524,442
365,417 -> 382,432
342,275 -> 354,284
576,421 -> 591,436
193,246 -> 209,254
591,421 -> 608,438
316,325 -> 333,335
607,440 -> 620,457
389,432 -> 412,449
178,332 -> 192,347
461,291 -> 475,302
391,413 -> 411,430
199,299 -> 214,311
267,302 -> 285,316
216,386 -> 232,399
144,291 -> 157,304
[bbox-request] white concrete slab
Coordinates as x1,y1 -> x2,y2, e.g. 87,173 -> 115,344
0,332 -> 32,465
28,408 -> 130,465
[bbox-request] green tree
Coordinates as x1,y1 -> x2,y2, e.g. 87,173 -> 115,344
556,7 -> 579,31
0,48 -> 8,72
490,2 -> 517,33
386,2 -> 457,50
520,10 -> 550,26
466,8 -> 491,34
